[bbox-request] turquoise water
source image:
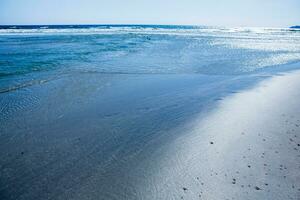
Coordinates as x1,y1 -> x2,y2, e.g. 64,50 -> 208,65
1,25 -> 300,90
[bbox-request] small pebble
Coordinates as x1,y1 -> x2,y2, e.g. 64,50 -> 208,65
255,186 -> 261,190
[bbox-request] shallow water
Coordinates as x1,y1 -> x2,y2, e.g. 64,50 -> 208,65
0,25 -> 300,200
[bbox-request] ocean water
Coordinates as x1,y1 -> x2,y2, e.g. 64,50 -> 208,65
1,25 -> 300,200
1,25 -> 300,88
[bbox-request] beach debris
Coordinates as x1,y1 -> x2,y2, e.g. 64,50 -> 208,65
210,141 -> 214,144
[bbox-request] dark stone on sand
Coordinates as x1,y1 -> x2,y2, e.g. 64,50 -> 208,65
255,186 -> 261,190
210,141 -> 214,144
182,187 -> 188,191
232,178 -> 236,184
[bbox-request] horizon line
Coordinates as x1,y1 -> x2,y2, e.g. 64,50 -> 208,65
0,23 -> 297,29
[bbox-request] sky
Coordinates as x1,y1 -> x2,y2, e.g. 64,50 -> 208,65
0,0 -> 299,27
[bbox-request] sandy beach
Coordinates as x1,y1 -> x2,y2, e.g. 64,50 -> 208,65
0,67 -> 299,200
130,69 -> 300,200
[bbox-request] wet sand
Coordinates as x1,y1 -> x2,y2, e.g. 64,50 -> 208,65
0,69 -> 300,199
132,70 -> 300,199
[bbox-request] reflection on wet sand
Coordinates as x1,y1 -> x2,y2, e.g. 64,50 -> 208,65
134,70 -> 300,200
0,70 -> 300,200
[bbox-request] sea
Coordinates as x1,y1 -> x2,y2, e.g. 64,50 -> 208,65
1,25 -> 300,84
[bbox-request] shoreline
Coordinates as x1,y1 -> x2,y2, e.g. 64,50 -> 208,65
130,69 -> 300,199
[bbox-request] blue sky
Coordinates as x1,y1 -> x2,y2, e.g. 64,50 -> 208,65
0,0 -> 299,27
